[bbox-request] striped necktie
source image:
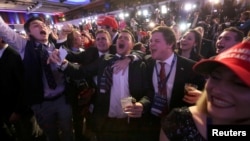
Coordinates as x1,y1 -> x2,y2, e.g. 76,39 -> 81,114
99,55 -> 122,93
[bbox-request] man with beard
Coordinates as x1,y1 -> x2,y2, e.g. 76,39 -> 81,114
50,30 -> 154,141
0,16 -> 73,141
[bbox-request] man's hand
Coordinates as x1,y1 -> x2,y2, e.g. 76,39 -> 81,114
183,89 -> 202,104
62,23 -> 73,34
48,49 -> 67,65
125,102 -> 143,118
112,57 -> 131,74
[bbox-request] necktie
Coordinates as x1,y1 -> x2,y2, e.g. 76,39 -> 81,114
159,62 -> 167,96
159,62 -> 170,116
39,44 -> 57,89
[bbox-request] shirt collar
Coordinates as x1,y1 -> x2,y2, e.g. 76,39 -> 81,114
36,42 -> 54,50
157,53 -> 175,66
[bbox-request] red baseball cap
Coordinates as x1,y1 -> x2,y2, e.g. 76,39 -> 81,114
193,41 -> 250,87
97,16 -> 118,30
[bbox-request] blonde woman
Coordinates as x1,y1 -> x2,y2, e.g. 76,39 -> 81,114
160,41 -> 250,141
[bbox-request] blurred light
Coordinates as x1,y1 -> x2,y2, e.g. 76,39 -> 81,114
149,22 -> 155,28
21,30 -> 26,34
184,3 -> 192,11
137,10 -> 142,16
124,13 -> 129,17
179,22 -> 191,31
209,0 -> 220,4
119,13 -> 124,19
161,5 -> 167,14
192,4 -> 197,9
143,10 -> 148,16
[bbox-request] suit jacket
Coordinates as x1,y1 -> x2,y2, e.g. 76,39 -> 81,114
0,46 -> 24,119
145,53 -> 206,113
200,38 -> 216,59
64,54 -> 154,129
65,45 -> 117,99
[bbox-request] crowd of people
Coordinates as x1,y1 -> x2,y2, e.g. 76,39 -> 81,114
1,1 -> 250,141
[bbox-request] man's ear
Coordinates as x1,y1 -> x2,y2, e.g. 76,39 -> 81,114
166,43 -> 173,49
28,34 -> 35,40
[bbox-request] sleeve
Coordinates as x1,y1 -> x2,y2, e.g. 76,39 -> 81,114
0,16 -> 27,58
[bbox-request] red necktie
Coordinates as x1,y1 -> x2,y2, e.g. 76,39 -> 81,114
159,62 -> 167,96
159,62 -> 169,116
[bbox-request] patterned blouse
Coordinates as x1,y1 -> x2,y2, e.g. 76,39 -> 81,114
161,107 -> 206,141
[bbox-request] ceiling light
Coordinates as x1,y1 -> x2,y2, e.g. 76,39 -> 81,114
26,1 -> 43,13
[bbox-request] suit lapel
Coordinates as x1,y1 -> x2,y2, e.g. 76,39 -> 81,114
169,56 -> 189,108
148,57 -> 156,80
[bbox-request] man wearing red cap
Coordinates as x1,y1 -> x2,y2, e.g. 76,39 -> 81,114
97,16 -> 119,45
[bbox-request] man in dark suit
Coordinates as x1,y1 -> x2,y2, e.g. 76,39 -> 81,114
194,26 -> 216,59
144,26 -> 206,140
58,29 -> 94,141
62,29 -> 120,141
0,16 -> 74,141
0,38 -> 24,141
52,30 -> 154,141
0,38 -> 46,141
66,29 -> 117,66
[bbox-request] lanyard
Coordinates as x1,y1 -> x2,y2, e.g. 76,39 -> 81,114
155,55 -> 176,94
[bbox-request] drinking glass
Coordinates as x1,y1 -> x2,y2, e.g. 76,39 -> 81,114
121,96 -> 133,114
120,96 -> 133,123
